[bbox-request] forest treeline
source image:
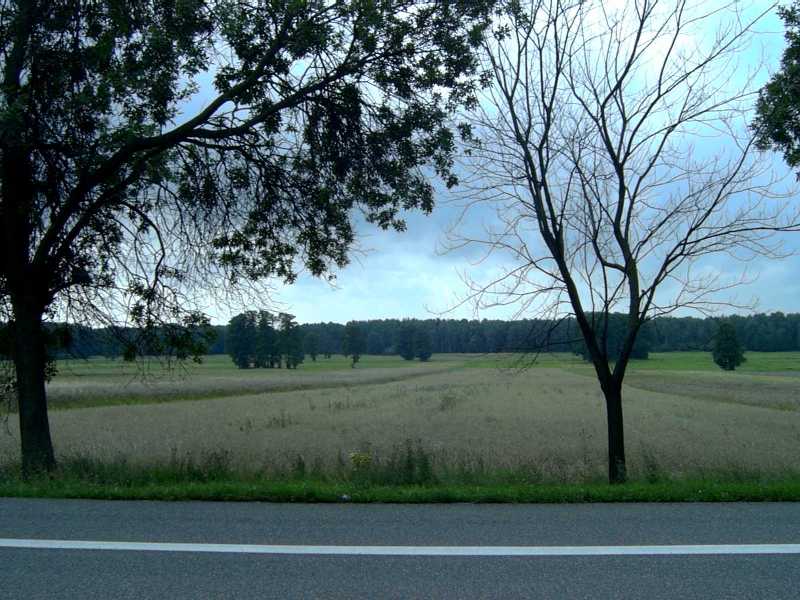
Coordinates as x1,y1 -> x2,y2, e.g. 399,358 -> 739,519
16,311 -> 800,360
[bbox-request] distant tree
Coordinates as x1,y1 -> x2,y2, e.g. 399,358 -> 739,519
279,314 -> 304,369
712,322 -> 746,371
223,312 -> 800,360
366,330 -> 385,355
575,314 -> 650,362
342,322 -> 365,368
416,328 -> 433,362
206,326 -> 227,355
304,332 -> 319,362
253,311 -> 275,368
318,325 -> 343,358
226,312 -> 257,369
397,322 -> 416,361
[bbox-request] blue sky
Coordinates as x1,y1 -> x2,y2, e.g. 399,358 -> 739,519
204,3 -> 800,325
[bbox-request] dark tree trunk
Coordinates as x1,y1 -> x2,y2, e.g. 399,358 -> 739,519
12,301 -> 56,475
602,381 -> 627,484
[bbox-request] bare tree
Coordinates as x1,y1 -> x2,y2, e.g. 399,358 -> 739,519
451,0 -> 798,483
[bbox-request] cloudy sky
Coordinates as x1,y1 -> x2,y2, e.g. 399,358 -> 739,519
201,2 -> 800,325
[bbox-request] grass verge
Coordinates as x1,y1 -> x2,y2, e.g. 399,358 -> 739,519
2,461 -> 799,503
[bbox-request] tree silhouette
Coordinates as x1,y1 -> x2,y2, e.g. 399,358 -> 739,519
0,0 -> 493,472
451,0 -> 796,483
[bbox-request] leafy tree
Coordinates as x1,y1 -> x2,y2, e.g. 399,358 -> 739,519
303,331 -> 319,362
206,326 -> 227,355
255,311 -> 278,368
0,0 -> 493,472
415,328 -> 432,362
366,330 -> 385,355
315,324 -> 344,358
712,322 -> 745,371
754,2 -> 800,172
226,312 -> 257,369
397,322 -> 416,361
278,313 -> 304,369
342,322 -> 365,367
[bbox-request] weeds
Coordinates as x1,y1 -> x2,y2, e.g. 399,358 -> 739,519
236,411 -> 296,432
639,444 -> 668,484
265,410 -> 295,429
438,392 -> 460,411
3,454 -> 800,503
291,455 -> 306,478
327,395 -> 374,412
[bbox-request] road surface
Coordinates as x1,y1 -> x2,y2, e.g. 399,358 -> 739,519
1,498 -> 798,599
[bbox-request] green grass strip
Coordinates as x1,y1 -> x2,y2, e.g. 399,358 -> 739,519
3,477 -> 800,503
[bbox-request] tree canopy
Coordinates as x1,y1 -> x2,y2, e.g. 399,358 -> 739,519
754,2 -> 800,171
342,321 -> 364,367
712,322 -> 745,371
0,0 -> 494,472
397,321 -> 416,360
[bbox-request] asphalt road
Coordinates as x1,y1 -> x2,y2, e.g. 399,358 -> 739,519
1,499 -> 799,599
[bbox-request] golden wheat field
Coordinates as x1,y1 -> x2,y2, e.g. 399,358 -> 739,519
2,353 -> 799,480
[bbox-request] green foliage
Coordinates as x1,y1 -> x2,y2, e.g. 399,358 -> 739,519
342,322 -> 365,367
415,327 -> 432,361
754,3 -> 800,171
1,0 -> 495,308
397,321 -> 416,360
0,0 -> 495,468
4,457 -> 800,503
712,322 -> 745,371
347,441 -> 435,485
226,312 -> 258,368
45,312 -> 800,359
304,331 -> 319,362
366,330 -> 385,355
573,313 -> 650,362
255,312 -> 279,368
279,313 -> 304,369
226,310 -> 302,368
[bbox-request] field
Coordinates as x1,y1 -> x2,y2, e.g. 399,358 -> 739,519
2,352 -> 799,483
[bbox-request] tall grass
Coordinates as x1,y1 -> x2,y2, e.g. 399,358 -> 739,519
3,450 -> 800,503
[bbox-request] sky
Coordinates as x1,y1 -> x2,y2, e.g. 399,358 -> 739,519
199,2 -> 800,325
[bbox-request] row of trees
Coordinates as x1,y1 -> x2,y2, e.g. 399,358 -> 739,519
31,312 -> 800,360
222,312 -> 752,372
396,322 -> 432,361
224,317 -> 434,368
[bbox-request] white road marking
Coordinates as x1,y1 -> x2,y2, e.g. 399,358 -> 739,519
0,539 -> 799,556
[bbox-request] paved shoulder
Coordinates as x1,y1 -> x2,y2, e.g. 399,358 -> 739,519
2,499 -> 799,599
